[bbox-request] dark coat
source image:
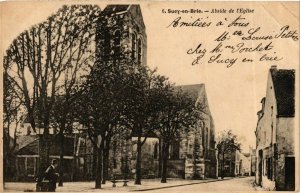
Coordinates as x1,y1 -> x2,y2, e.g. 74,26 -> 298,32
44,165 -> 58,191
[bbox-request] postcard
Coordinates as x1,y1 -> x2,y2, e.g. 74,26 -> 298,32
1,1 -> 299,192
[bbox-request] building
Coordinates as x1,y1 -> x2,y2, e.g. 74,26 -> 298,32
176,84 -> 217,179
113,84 -> 217,180
255,66 -> 295,191
95,5 -> 217,180
235,152 -> 251,176
217,149 -> 251,178
13,132 -> 94,182
217,150 -> 235,177
96,5 -> 146,67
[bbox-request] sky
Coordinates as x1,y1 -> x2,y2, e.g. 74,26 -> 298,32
1,1 -> 299,152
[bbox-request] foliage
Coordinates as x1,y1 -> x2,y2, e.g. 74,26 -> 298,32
155,88 -> 204,183
216,129 -> 241,178
216,130 -> 241,153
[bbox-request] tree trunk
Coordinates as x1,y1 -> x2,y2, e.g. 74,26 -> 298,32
135,135 -> 142,185
158,138 -> 162,178
221,152 -> 225,179
4,121 -> 11,180
161,142 -> 169,183
95,137 -> 104,189
102,138 -> 110,184
58,131 -> 64,186
38,132 -> 50,181
92,144 -> 97,180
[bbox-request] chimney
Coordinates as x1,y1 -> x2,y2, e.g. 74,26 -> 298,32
271,65 -> 277,70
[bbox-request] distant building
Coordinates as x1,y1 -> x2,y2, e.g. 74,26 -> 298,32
218,150 -> 236,177
218,149 -> 251,178
235,152 -> 251,176
255,66 -> 295,191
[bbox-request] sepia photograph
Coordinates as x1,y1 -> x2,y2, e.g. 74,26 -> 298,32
1,1 -> 299,192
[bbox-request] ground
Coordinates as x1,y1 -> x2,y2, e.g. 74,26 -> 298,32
4,177 -> 258,192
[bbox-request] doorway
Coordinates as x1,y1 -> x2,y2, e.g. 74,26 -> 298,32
284,157 -> 295,191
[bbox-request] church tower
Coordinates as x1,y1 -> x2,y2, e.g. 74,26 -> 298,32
96,5 -> 147,66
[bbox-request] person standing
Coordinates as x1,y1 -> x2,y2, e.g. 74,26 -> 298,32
44,159 -> 59,192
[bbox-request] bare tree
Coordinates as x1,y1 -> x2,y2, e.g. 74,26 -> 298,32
3,56 -> 24,181
4,4 -> 101,179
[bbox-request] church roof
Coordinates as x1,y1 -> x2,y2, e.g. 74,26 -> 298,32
270,68 -> 295,117
175,84 -> 205,101
175,84 -> 215,130
101,5 -> 130,15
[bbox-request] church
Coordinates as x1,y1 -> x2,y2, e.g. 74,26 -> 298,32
96,4 -> 217,180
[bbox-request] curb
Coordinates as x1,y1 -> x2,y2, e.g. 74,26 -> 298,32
131,178 -> 233,192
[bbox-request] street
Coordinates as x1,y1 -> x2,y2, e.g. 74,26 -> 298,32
4,177 -> 257,192
143,177 -> 256,192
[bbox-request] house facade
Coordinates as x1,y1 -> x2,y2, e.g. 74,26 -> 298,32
14,132 -> 94,182
235,152 -> 251,176
255,66 -> 295,191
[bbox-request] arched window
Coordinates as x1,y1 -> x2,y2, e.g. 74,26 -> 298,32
113,30 -> 121,59
103,29 -> 111,61
137,38 -> 142,65
154,142 -> 158,159
131,33 -> 136,60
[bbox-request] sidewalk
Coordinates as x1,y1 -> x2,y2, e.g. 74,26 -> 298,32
4,178 -> 233,192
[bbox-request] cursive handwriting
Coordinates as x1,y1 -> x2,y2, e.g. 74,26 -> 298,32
242,25 -> 298,41
167,17 -> 212,28
225,42 -> 274,53
168,13 -> 299,68
187,43 -> 207,65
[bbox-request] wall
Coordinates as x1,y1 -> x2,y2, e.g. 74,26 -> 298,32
276,118 -> 294,155
275,117 -> 295,190
131,137 -> 159,178
255,68 -> 295,190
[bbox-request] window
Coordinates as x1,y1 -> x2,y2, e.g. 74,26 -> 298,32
205,127 -> 209,157
271,106 -> 273,117
131,33 -> 136,60
267,158 -> 273,180
154,142 -> 158,159
170,141 -> 180,159
113,158 -> 117,169
113,141 -> 117,153
26,157 -> 35,176
103,30 -> 111,60
137,38 -> 142,65
113,30 -> 121,60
